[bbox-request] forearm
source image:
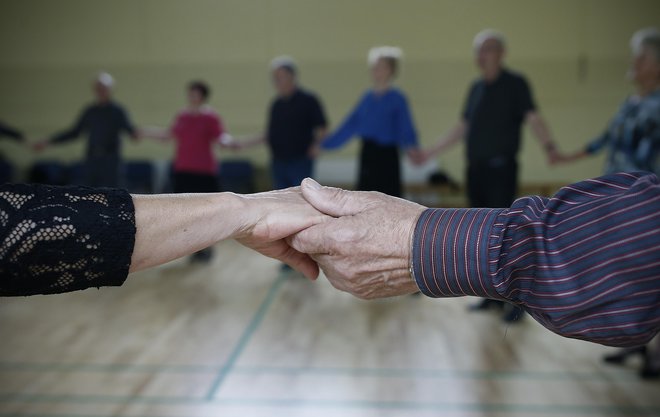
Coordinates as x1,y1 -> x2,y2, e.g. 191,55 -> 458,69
238,134 -> 266,148
130,192 -> 244,272
527,112 -> 557,153
429,121 -> 466,156
50,129 -> 80,144
0,124 -> 24,141
412,172 -> 660,347
138,126 -> 171,141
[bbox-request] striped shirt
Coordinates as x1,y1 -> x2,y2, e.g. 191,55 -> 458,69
412,172 -> 660,348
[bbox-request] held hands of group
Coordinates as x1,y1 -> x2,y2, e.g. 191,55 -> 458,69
237,178 -> 425,299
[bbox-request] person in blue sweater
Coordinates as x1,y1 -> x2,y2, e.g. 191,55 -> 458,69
318,46 -> 423,197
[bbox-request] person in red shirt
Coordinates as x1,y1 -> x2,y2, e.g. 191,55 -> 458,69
143,80 -> 237,262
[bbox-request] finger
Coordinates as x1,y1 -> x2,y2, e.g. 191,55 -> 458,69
277,245 -> 319,280
300,178 -> 368,217
287,223 -> 333,255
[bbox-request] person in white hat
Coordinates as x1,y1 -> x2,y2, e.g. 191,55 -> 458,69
34,72 -> 139,187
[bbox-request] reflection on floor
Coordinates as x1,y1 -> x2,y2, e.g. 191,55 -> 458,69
0,241 -> 658,416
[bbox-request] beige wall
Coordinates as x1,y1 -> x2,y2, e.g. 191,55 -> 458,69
1,0 -> 659,184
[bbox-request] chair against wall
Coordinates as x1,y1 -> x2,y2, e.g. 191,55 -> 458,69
218,160 -> 255,194
28,161 -> 69,185
0,160 -> 14,184
125,160 -> 155,193
67,162 -> 86,186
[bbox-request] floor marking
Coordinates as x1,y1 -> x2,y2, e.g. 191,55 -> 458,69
203,273 -> 287,400
0,396 -> 659,415
0,362 -> 639,382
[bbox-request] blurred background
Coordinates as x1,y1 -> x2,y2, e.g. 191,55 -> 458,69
1,0 -> 658,188
1,1 -> 659,416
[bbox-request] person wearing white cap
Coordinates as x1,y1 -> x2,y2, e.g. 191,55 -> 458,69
238,56 -> 328,192
419,30 -> 562,322
318,46 -> 423,197
34,72 -> 138,187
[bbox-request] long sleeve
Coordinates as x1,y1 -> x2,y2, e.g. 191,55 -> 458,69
0,184 -> 136,296
321,95 -> 365,150
50,108 -> 89,144
394,93 -> 418,148
118,106 -> 137,137
412,172 -> 660,347
0,122 -> 24,142
585,131 -> 611,154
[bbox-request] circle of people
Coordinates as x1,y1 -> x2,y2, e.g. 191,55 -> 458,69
0,28 -> 658,378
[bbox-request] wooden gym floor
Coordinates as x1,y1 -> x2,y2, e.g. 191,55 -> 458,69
1,241 -> 658,416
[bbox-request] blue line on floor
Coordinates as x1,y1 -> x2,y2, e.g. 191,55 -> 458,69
203,273 -> 287,400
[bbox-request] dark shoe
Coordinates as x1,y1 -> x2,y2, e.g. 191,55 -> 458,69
603,346 -> 647,365
469,299 -> 505,312
640,363 -> 660,379
503,306 -> 525,323
191,248 -> 213,264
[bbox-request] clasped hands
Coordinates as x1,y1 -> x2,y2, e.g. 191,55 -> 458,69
235,178 -> 425,299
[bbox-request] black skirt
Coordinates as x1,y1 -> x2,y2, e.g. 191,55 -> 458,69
358,138 -> 401,197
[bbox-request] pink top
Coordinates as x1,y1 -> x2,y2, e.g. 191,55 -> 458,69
171,108 -> 224,175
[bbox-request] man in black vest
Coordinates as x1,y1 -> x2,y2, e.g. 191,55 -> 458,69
422,30 -> 562,322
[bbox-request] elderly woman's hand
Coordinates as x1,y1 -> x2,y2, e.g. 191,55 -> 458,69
232,187 -> 331,279
131,188 -> 330,277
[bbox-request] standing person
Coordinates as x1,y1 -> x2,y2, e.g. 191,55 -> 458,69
556,27 -> 660,379
141,81 -> 236,263
420,30 -> 561,322
240,56 -> 328,190
34,72 -> 138,188
319,46 -> 422,197
557,27 -> 660,176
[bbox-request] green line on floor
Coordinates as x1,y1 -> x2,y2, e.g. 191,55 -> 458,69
203,273 -> 287,400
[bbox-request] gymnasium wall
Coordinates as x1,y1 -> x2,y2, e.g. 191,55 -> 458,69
1,0 -> 659,184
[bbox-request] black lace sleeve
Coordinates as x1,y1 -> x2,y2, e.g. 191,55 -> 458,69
0,184 -> 136,296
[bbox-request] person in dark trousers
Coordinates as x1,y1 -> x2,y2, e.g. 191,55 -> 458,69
421,30 -> 562,323
34,72 -> 138,188
237,56 -> 327,272
240,56 -> 328,191
142,80 -> 238,263
319,46 -> 424,197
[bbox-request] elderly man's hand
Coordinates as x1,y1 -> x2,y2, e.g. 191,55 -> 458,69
288,179 -> 426,299
233,187 -> 331,280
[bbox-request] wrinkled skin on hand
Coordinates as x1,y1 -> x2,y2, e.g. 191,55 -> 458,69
289,179 -> 426,299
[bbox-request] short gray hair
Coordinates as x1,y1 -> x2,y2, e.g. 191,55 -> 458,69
630,27 -> 660,62
473,29 -> 506,51
270,55 -> 297,76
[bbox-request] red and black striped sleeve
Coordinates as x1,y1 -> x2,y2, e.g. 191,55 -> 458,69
412,172 -> 660,348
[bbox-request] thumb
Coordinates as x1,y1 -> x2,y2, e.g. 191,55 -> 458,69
300,178 -> 364,217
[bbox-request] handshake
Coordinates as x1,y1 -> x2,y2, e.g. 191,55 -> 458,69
230,178 -> 425,299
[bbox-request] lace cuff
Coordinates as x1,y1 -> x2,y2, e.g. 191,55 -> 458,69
0,184 -> 136,296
